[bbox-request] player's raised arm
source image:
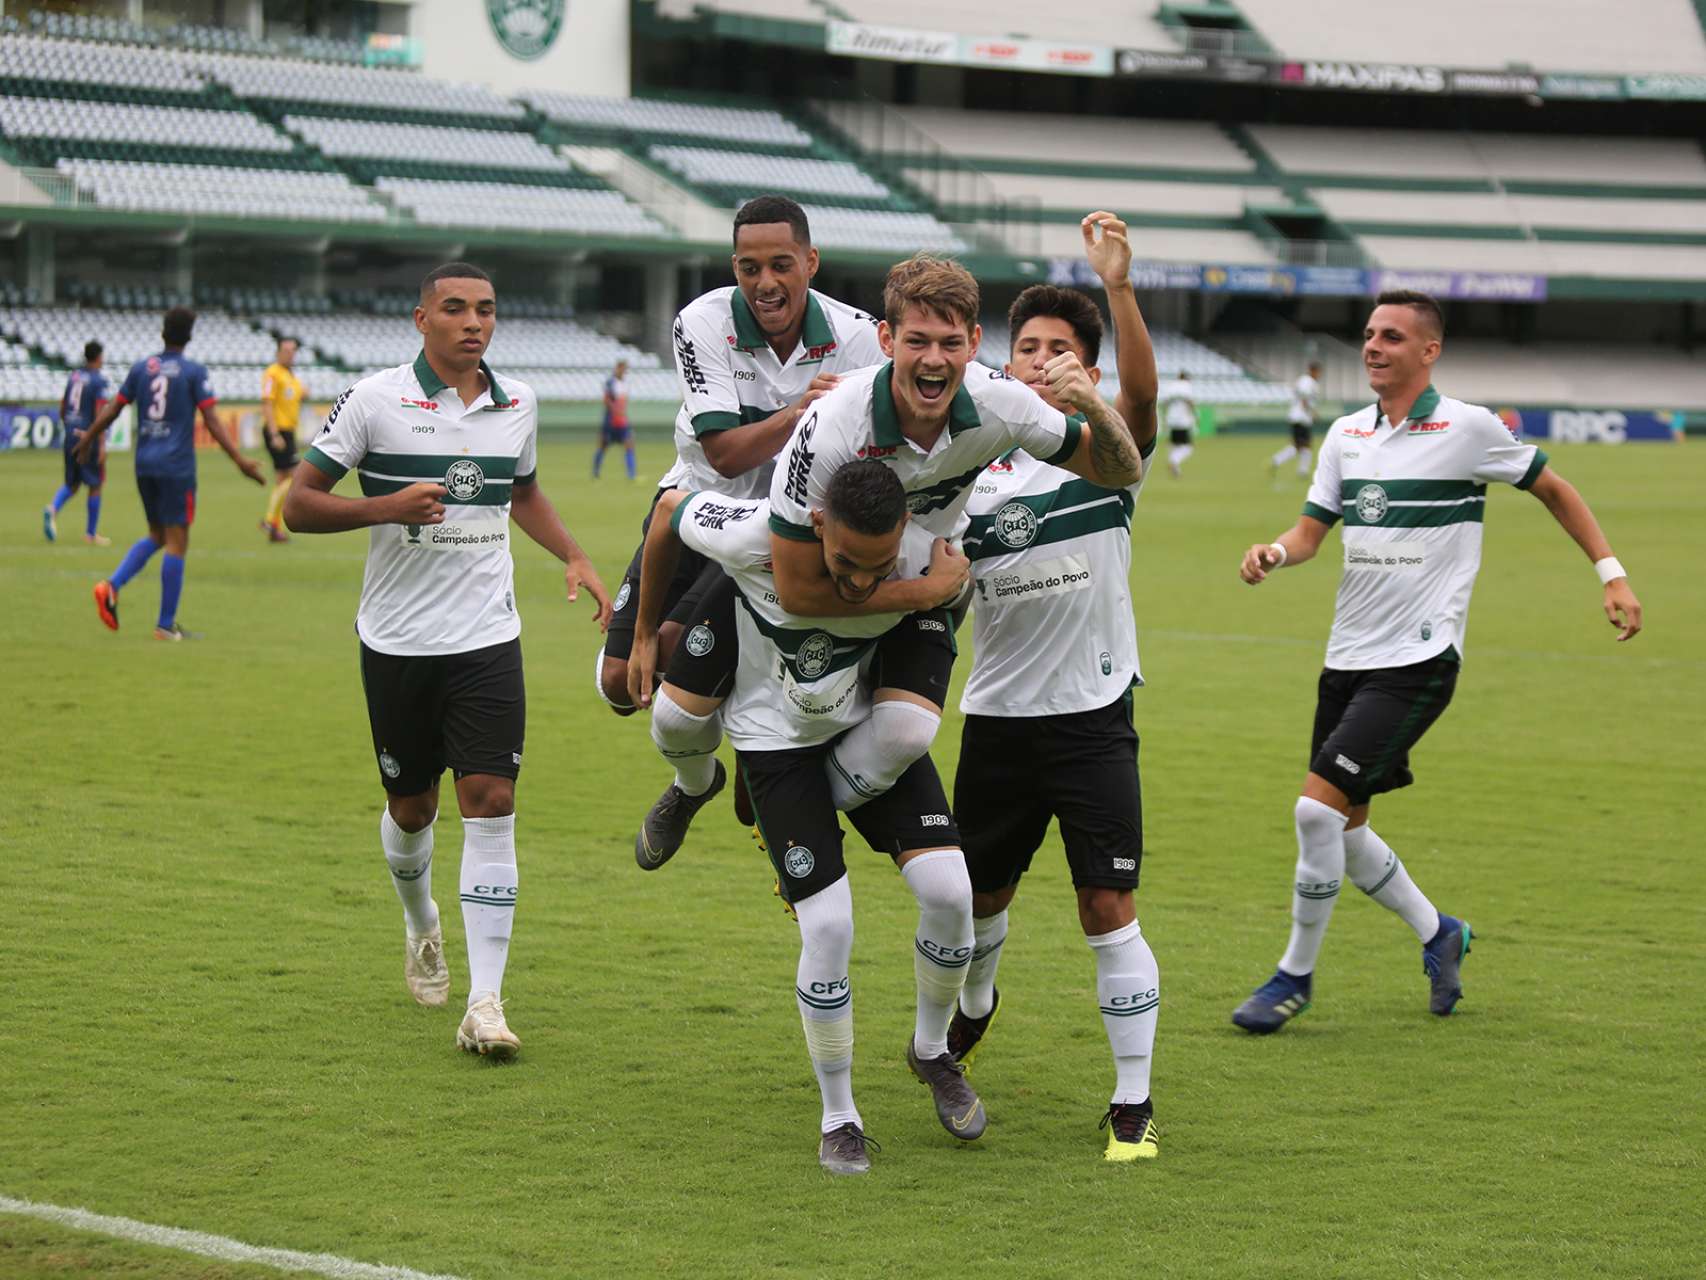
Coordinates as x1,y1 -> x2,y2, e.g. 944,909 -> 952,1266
770,520 -> 967,618
509,474 -> 611,629
1082,211 -> 1158,454
1525,466 -> 1642,641
1042,353 -> 1142,488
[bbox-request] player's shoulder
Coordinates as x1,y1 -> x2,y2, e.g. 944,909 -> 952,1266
1325,403 -> 1378,438
813,362 -> 883,422
964,360 -> 1041,418
812,288 -> 879,333
677,285 -> 737,329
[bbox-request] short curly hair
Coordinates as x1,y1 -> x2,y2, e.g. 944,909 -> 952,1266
883,253 -> 979,334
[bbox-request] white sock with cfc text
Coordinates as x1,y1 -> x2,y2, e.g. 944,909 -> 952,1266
1088,919 -> 1159,1106
460,814 -> 517,1005
826,700 -> 941,811
1278,797 -> 1348,977
793,874 -> 859,1134
381,808 -> 438,935
650,686 -> 722,797
902,849 -> 974,1059
1343,823 -> 1440,941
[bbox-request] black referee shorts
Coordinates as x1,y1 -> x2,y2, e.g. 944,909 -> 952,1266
267,428 -> 299,471
1309,647 -> 1460,805
604,487 -> 714,662
359,638 -> 525,796
740,743 -> 960,905
955,687 -> 1143,894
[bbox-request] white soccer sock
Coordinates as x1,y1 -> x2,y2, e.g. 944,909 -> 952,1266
650,686 -> 722,796
1088,919 -> 1159,1106
460,814 -> 518,1005
1296,446 -> 1313,477
901,849 -> 973,1059
1169,443 -> 1194,469
826,700 -> 942,811
1278,797 -> 1348,977
1271,443 -> 1298,467
959,910 -> 1007,1019
794,875 -> 859,1133
1344,824 -> 1440,941
380,808 -> 438,935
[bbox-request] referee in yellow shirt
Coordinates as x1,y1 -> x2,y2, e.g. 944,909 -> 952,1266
259,337 -> 305,542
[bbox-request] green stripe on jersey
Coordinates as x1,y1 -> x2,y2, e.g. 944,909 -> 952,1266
691,405 -> 771,437
1342,501 -> 1485,529
358,472 -> 512,505
1338,478 -> 1487,502
357,452 -> 519,480
734,590 -> 877,681
303,445 -> 347,479
963,480 -> 1133,563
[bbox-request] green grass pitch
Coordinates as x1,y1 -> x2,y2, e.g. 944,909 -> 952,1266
2,433 -> 1701,1279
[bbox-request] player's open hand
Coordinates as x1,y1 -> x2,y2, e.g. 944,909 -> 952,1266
628,630 -> 658,709
565,553 -> 612,631
1240,542 -> 1285,584
386,482 -> 448,525
926,537 -> 971,605
1603,578 -> 1642,641
1043,351 -> 1098,414
238,457 -> 266,485
1082,211 -> 1132,287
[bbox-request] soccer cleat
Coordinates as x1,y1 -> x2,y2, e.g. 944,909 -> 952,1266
154,624 -> 200,642
946,988 -> 1001,1072
818,1122 -> 877,1175
84,533 -> 111,547
404,922 -> 450,1007
260,520 -> 289,544
1423,915 -> 1473,1016
634,758 -> 726,870
457,993 -> 520,1059
906,1038 -> 987,1140
1100,1101 -> 1159,1162
43,506 -> 57,542
1231,968 -> 1312,1034
93,580 -> 118,630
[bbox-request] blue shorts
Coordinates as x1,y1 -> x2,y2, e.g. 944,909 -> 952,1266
136,472 -> 197,527
63,448 -> 103,491
600,421 -> 632,445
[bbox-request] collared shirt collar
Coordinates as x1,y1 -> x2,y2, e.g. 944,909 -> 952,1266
1378,383 -> 1440,428
413,350 -> 510,407
871,362 -> 982,448
730,289 -> 834,357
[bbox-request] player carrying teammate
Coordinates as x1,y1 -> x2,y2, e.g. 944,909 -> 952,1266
283,263 -> 611,1059
259,337 -> 305,542
44,340 -> 109,546
946,213 -> 1164,1162
592,358 -> 634,480
78,308 -> 265,639
1231,290 -> 1643,1034
630,461 -> 980,1175
1270,359 -> 1322,481
596,196 -> 882,718
1162,370 -> 1196,478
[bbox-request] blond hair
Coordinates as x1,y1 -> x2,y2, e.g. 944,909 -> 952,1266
883,253 -> 979,333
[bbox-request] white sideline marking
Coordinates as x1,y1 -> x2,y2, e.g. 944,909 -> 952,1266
0,1195 -> 469,1280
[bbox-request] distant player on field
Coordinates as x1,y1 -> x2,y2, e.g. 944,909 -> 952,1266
1162,371 -> 1196,478
1270,360 -> 1322,481
1231,289 -> 1643,1034
593,358 -> 634,480
259,337 -> 306,542
631,460 -> 980,1175
947,213 -> 1164,1162
44,340 -> 110,545
284,263 -> 611,1060
79,308 -> 265,638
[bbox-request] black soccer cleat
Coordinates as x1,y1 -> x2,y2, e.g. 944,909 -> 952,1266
818,1122 -> 878,1175
946,988 -> 1001,1072
906,1038 -> 987,1140
634,758 -> 725,870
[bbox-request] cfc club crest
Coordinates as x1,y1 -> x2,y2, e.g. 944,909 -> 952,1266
612,581 -> 632,613
444,458 -> 485,502
784,846 -> 815,878
1355,483 -> 1389,524
795,632 -> 835,680
487,0 -> 566,60
685,624 -> 716,657
993,500 -> 1039,549
379,751 -> 401,779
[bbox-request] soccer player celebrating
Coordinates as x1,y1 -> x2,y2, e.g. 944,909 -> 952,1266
629,460 -> 979,1175
593,358 -> 634,481
283,263 -> 611,1059
259,337 -> 306,542
79,308 -> 265,638
44,340 -> 110,546
946,213 -> 1164,1162
1231,289 -> 1643,1034
1270,360 -> 1323,482
597,195 -> 882,716
1161,371 -> 1196,478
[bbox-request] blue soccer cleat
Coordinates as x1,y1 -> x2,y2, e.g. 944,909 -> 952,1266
1423,915 -> 1472,1016
1232,968 -> 1312,1034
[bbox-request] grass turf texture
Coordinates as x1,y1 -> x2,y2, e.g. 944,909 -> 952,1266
2,435 -> 1701,1280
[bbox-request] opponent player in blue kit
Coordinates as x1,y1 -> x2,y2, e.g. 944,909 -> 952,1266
44,341 -> 112,545
76,307 -> 264,639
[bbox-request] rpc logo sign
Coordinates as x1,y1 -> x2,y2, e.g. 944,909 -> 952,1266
1515,408 -> 1681,444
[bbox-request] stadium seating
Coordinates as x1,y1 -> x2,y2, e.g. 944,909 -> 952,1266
0,98 -> 293,153
206,55 -> 523,121
799,206 -> 969,253
57,158 -> 386,222
523,92 -> 813,148
375,178 -> 666,237
0,33 -> 202,94
978,320 -> 1288,403
647,145 -> 892,200
285,116 -> 568,171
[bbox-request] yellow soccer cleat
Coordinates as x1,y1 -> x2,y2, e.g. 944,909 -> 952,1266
1101,1102 -> 1159,1162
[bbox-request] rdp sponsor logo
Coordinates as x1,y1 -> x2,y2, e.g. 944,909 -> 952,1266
1549,410 -> 1627,444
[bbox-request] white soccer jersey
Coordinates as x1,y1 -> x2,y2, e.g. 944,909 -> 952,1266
660,286 -> 883,498
960,445 -> 1151,717
672,491 -> 938,752
1303,385 -> 1547,671
768,361 -> 1082,547
1290,374 -> 1321,426
305,353 -> 538,657
1163,380 -> 1195,430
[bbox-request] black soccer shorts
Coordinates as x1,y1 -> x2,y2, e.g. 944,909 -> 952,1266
740,743 -> 960,905
661,569 -> 740,699
871,606 -> 958,709
266,427 -> 299,471
359,638 -> 525,796
603,487 -> 714,662
1308,648 -> 1460,805
955,687 -> 1143,894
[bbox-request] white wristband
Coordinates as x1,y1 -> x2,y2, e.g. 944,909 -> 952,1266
1268,541 -> 1288,567
1594,556 -> 1627,585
